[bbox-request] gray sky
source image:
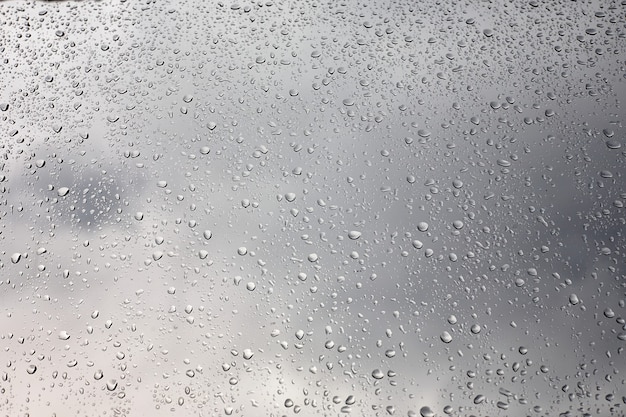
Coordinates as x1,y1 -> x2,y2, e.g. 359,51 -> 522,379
1,0 -> 625,416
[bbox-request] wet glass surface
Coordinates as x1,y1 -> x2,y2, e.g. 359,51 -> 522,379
0,1 -> 625,416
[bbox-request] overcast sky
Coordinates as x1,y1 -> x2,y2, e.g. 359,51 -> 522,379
1,1 -> 625,416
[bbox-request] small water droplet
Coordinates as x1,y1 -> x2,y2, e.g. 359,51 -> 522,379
243,349 -> 254,359
420,406 -> 434,417
371,369 -> 384,379
348,231 -> 362,240
10,253 -> 21,264
473,394 -> 485,404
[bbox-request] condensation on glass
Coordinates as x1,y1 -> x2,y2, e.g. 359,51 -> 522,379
0,0 -> 625,416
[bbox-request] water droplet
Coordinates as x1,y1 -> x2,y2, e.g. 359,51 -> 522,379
606,140 -> 622,149
440,331 -> 452,343
419,406 -> 434,417
58,187 -> 70,197
10,253 -> 21,264
496,159 -> 511,167
371,369 -> 384,379
412,240 -> 423,249
243,349 -> 254,359
348,231 -> 362,240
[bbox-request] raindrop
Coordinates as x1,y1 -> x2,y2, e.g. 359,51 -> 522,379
419,406 -> 434,417
412,240 -> 423,249
473,394 -> 485,404
348,231 -> 362,240
10,253 -> 21,264
371,369 -> 384,379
